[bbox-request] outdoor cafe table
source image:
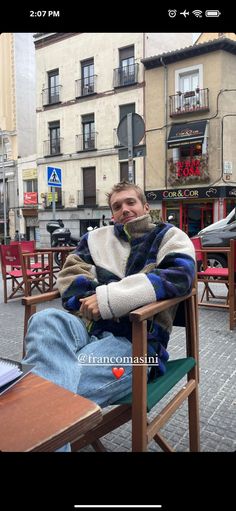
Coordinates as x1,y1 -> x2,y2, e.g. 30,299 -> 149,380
0,373 -> 102,452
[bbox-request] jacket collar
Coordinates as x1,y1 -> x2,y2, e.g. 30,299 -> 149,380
114,214 -> 156,241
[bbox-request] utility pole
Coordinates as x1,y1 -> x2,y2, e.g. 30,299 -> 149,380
0,129 -> 7,243
127,113 -> 134,183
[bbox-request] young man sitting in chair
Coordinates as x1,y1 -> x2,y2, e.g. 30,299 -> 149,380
23,181 -> 196,445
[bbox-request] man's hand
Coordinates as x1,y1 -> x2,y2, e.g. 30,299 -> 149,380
79,295 -> 101,321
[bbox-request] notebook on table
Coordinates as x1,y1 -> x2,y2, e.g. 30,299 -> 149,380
0,357 -> 34,396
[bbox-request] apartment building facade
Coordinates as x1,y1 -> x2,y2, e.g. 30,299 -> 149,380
0,33 -> 36,241
34,32 -> 193,245
143,35 -> 236,237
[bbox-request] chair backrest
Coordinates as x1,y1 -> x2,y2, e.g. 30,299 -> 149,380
10,240 -> 36,253
21,240 -> 36,253
191,236 -> 203,262
0,244 -> 22,273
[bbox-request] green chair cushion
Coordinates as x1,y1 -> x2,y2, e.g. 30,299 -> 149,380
114,357 -> 196,412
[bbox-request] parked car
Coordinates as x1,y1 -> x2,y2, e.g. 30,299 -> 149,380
191,217 -> 236,268
198,207 -> 235,235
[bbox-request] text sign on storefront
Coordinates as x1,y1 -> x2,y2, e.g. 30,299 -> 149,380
224,161 -> 233,174
145,186 -> 231,202
175,159 -> 201,178
24,192 -> 38,205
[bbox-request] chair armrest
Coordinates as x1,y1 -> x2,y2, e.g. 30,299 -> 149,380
22,289 -> 60,306
129,289 -> 196,322
22,289 -> 61,356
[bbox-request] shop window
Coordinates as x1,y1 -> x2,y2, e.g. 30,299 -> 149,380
179,143 -> 202,158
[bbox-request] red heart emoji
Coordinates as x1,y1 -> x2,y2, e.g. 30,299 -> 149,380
112,367 -> 125,379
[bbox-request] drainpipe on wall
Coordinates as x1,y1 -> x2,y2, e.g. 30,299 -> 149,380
160,57 -> 168,189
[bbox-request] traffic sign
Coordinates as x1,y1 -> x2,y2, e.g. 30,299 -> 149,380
47,166 -> 62,187
117,113 -> 145,147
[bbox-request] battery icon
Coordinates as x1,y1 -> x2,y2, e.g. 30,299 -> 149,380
205,10 -> 221,17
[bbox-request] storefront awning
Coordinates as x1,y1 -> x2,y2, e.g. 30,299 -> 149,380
167,120 -> 207,148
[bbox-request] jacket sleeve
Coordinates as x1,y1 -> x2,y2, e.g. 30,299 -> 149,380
96,227 -> 196,320
57,234 -> 98,312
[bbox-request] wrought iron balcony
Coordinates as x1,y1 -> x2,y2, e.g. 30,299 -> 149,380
169,87 -> 209,117
75,75 -> 97,98
113,63 -> 139,88
76,133 -> 97,152
42,191 -> 65,208
42,85 -> 62,106
43,138 -> 63,157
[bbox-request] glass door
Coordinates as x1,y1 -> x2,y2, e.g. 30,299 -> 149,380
165,207 -> 181,228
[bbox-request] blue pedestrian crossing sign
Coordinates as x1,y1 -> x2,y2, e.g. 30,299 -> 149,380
47,166 -> 62,187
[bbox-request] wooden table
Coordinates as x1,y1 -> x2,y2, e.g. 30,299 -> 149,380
0,373 -> 102,452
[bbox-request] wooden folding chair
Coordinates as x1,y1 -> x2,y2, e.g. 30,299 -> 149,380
0,244 -> 53,303
193,239 -> 236,330
22,279 -> 200,452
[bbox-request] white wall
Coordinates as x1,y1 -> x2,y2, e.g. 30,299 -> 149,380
145,33 -> 194,56
14,33 -> 36,157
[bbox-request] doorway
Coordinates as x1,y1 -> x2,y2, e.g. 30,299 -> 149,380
183,204 -> 213,237
165,207 -> 181,228
80,219 -> 100,236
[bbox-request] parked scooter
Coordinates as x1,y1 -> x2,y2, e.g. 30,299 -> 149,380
46,219 -> 79,266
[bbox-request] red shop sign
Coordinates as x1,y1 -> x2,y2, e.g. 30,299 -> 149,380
24,192 -> 38,205
176,159 -> 201,178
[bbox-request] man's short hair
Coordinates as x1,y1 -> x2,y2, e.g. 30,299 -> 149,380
106,181 -> 147,208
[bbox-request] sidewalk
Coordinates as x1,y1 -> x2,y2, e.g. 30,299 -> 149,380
0,279 -> 235,452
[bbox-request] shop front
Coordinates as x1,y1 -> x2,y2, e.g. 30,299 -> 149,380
22,208 -> 39,241
145,186 -> 236,237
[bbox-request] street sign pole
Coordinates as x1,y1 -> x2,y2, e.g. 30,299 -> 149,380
52,187 -> 56,220
117,113 -> 145,183
1,131 -> 7,243
127,113 -> 134,183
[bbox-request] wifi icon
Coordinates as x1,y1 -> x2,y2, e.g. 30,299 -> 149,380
192,9 -> 202,17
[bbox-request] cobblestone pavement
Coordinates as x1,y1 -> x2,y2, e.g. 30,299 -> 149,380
0,278 -> 235,452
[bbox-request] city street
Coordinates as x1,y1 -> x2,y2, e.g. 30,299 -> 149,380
0,279 -> 235,452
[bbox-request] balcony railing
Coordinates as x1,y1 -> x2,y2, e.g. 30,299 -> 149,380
75,75 -> 97,98
43,138 -> 63,157
42,85 -> 62,106
77,189 -> 99,207
113,128 -> 123,147
169,88 -> 209,117
168,155 -> 209,185
113,63 -> 139,88
76,133 -> 97,152
42,191 -> 65,208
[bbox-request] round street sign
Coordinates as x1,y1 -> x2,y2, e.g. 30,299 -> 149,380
117,113 -> 145,147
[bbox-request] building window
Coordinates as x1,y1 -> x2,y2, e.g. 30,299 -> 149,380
119,46 -> 135,85
49,121 -> 61,155
83,167 -> 96,206
82,114 -> 95,150
81,59 -> 94,95
179,143 -> 202,159
119,103 -> 135,121
48,69 -> 59,104
50,186 -> 62,206
120,161 -> 136,182
23,179 -> 38,193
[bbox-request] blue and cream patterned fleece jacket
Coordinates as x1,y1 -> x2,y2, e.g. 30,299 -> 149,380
57,215 -> 196,379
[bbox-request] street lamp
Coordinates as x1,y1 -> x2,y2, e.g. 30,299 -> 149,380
0,128 -> 7,243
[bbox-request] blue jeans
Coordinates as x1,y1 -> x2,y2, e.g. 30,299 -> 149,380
23,309 -> 133,408
23,309 -> 134,452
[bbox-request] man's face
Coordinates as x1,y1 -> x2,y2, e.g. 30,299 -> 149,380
110,189 -> 150,224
